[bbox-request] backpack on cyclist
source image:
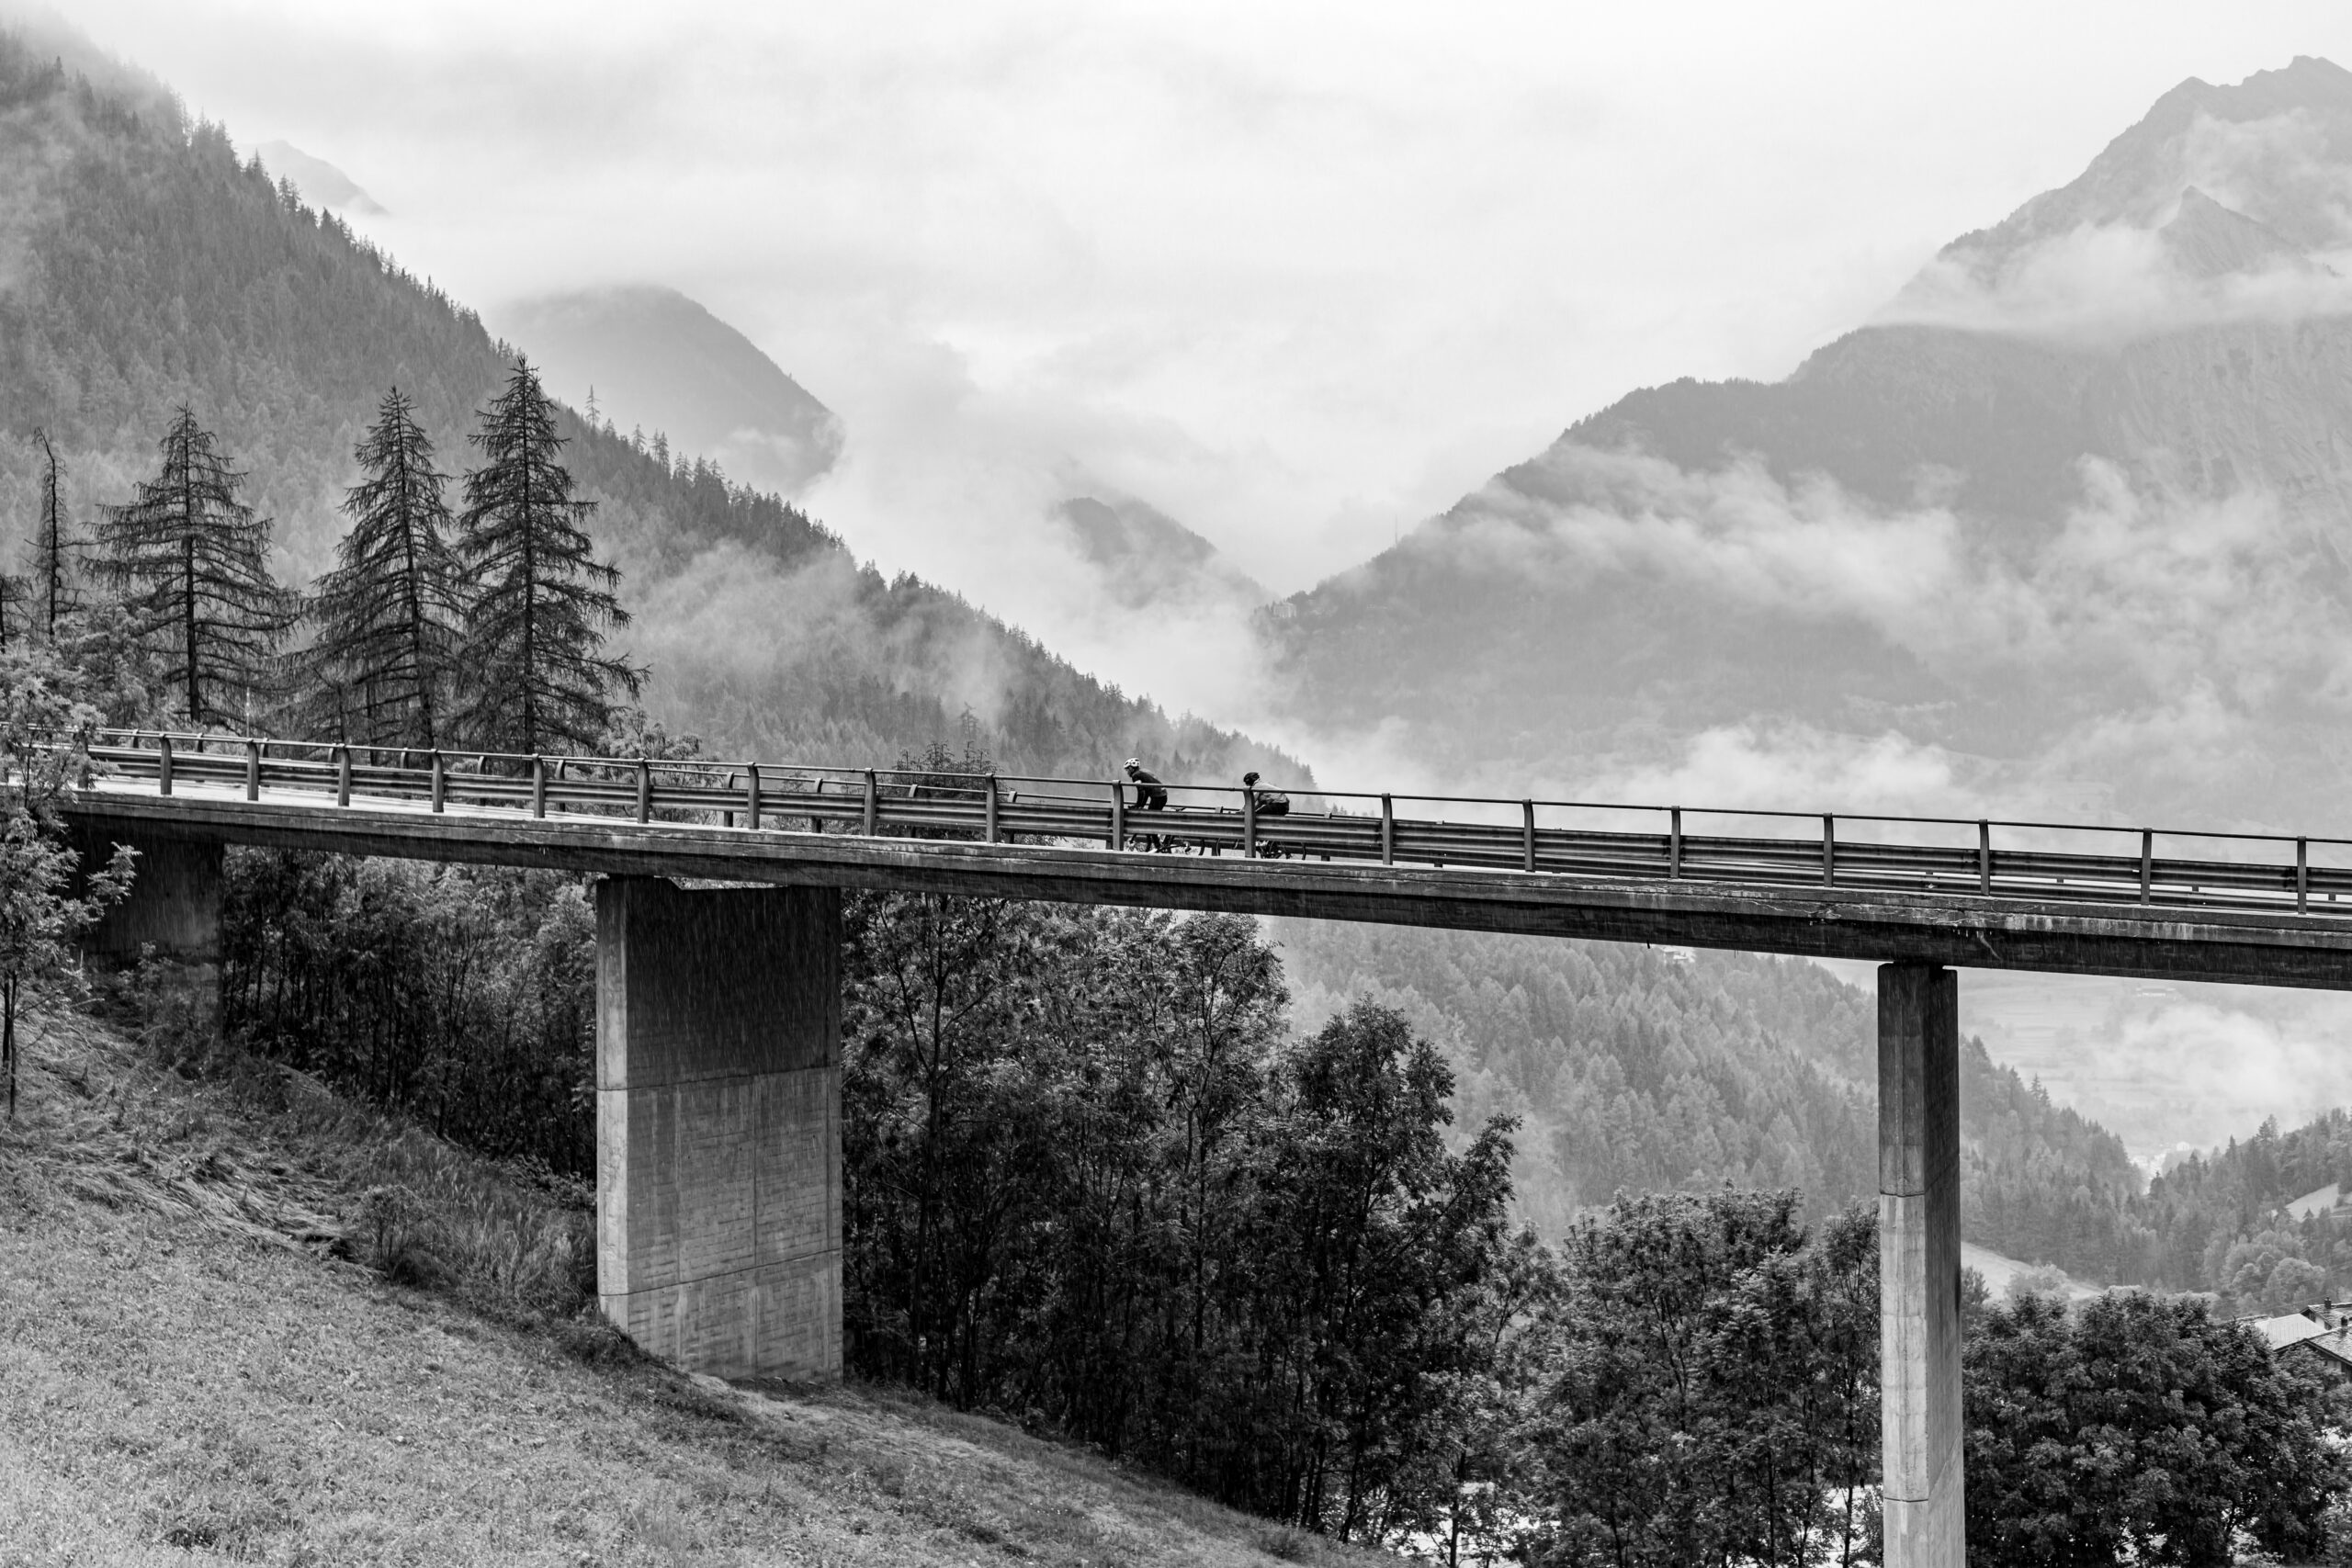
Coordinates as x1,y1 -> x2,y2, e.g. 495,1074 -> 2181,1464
1243,772 -> 1290,817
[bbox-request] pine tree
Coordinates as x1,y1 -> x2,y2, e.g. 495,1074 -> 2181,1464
96,406 -> 297,727
28,427 -> 83,640
306,388 -> 465,749
454,358 -> 639,755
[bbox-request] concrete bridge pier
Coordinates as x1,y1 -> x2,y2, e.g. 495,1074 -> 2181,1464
595,877 -> 842,1380
74,830 -> 223,964
1879,961 -> 1963,1568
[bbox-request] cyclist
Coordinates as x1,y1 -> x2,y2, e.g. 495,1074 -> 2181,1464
1124,758 -> 1168,812
1241,770 -> 1291,857
1122,758 -> 1170,852
1241,771 -> 1289,817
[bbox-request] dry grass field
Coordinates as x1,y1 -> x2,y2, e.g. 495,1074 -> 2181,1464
0,996 -> 1394,1568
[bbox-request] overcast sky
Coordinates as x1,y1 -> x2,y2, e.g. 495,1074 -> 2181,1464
55,0 -> 2352,604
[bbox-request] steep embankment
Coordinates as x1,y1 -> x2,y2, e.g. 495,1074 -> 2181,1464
0,29 -> 1303,786
0,1002 -> 1385,1567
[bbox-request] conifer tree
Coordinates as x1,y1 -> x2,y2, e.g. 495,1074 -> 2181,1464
454,358 -> 639,755
96,406 -> 296,727
307,388 -> 464,749
28,427 -> 83,639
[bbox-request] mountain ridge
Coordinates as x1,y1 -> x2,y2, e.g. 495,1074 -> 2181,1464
0,28 -> 1307,789
1262,52 -> 2352,831
492,285 -> 843,501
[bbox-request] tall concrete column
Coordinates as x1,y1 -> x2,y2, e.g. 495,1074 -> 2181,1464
76,832 -> 223,964
596,877 -> 842,1381
1880,961 -> 1963,1568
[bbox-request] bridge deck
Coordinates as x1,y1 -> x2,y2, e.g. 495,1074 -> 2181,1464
50,735 -> 2352,989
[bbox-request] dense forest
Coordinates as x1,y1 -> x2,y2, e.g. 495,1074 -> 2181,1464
2132,1111 -> 2352,1314
1274,921 -> 2157,1278
1274,919 -> 2352,1311
0,30 -> 1297,784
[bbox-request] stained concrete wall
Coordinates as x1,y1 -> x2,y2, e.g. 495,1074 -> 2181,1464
595,877 -> 842,1380
1879,961 -> 1963,1568
76,832 -> 223,964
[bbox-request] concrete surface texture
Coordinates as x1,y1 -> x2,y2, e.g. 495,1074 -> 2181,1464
594,877 -> 842,1380
1878,962 -> 1964,1568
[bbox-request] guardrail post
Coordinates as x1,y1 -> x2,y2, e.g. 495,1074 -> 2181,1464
430,750 -> 446,813
1380,795 -> 1394,865
1977,820 -> 1990,894
2298,838 -> 2310,914
862,770 -> 877,836
1522,800 -> 1536,873
636,760 -> 652,824
2140,830 -> 2153,905
1111,779 -> 1125,851
747,763 -> 762,831
985,773 -> 1000,843
1823,814 -> 1836,886
810,776 -> 826,834
245,738 -> 261,801
1243,788 -> 1258,859
532,755 -> 548,818
158,734 -> 174,796
335,744 -> 351,807
1670,807 -> 1683,878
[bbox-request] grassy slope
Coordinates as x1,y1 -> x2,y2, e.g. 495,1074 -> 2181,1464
0,1006 -> 1387,1568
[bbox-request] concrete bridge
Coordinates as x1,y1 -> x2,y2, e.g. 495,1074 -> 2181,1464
59,731 -> 2352,1568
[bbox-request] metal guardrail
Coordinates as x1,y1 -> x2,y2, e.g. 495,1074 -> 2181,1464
61,728 -> 2352,919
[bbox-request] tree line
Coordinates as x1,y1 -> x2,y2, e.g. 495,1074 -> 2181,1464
21,365 -> 637,757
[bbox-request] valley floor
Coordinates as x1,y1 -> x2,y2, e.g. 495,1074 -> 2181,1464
0,1005 -> 1383,1568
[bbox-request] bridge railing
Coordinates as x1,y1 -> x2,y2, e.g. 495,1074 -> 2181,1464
65,728 -> 2352,920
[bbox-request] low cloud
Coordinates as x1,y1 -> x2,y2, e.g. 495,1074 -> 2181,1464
1967,979 -> 2352,1159
1286,435 -> 2352,828
1883,225 -> 2352,345
1447,443 -> 2351,703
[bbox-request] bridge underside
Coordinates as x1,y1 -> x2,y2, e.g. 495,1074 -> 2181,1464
65,794 -> 2352,989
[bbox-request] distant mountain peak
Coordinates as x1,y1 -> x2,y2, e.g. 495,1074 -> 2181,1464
1264,53 -> 2352,834
254,141 -> 385,216
1938,53 -> 2352,276
492,286 -> 841,498
1055,495 -> 1264,612
2158,185 -> 2320,278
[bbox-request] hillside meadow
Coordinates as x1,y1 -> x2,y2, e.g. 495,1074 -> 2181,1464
0,999 -> 1389,1568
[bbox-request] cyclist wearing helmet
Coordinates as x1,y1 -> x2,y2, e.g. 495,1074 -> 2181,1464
1124,758 -> 1168,812
1242,771 -> 1290,817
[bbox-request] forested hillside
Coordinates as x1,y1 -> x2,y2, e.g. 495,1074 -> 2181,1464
2136,1111 -> 2352,1312
1961,1041 -> 2150,1284
1273,920 -> 2154,1273
0,32 -> 1297,784
1275,918 -> 2352,1306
